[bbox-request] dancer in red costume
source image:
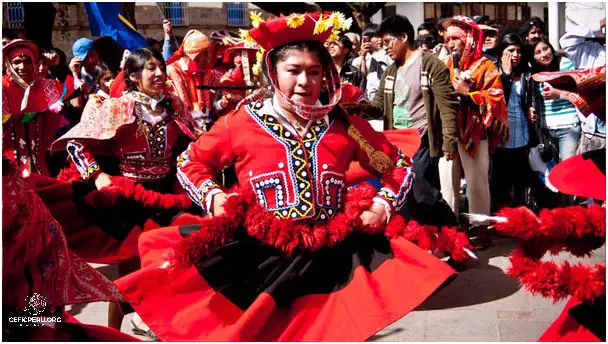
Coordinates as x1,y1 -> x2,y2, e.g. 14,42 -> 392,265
478,66 -> 606,342
29,48 -> 199,265
2,39 -> 65,178
2,156 -> 138,341
166,30 -> 220,132
115,12 -> 468,341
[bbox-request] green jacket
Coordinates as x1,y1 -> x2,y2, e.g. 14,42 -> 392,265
370,51 -> 458,157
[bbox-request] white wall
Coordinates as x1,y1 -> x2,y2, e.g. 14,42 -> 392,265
529,2 -> 547,21
370,2 -> 425,31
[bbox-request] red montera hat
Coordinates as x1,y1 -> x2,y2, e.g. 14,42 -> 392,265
548,148 -> 606,201
246,12 -> 351,51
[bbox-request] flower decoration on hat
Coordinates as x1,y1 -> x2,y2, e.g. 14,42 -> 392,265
235,11 -> 353,77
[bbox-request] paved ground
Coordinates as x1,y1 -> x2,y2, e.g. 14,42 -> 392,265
69,237 -> 605,342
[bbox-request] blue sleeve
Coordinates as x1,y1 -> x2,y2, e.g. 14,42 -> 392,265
163,38 -> 177,61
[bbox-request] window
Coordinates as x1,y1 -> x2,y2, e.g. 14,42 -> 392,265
164,2 -> 187,26
6,2 -> 24,29
226,3 -> 246,27
422,2 -> 531,26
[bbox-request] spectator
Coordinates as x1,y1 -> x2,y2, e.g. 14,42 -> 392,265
69,37 -> 101,109
351,25 -> 389,99
344,32 -> 360,57
433,17 -> 451,62
479,22 -> 501,62
47,47 -> 70,82
560,17 -> 606,154
560,17 -> 605,69
521,17 -> 546,42
491,33 -> 534,210
526,37 -> 581,161
417,34 -> 438,52
146,37 -> 162,54
162,19 -> 178,62
441,15 -> 509,249
90,63 -> 114,100
327,35 -> 364,87
417,21 -> 438,38
372,14 -> 460,228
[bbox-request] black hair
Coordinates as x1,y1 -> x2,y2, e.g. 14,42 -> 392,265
338,35 -> 353,51
378,15 -> 415,47
499,33 -> 526,75
416,34 -> 438,50
146,37 -> 161,49
525,36 -> 560,73
362,24 -> 379,38
267,40 -> 333,73
2,28 -> 18,40
417,21 -> 437,37
123,48 -> 166,91
91,62 -> 113,87
521,17 -> 546,38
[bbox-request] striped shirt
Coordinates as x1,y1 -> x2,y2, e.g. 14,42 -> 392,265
540,57 -> 581,129
506,79 -> 529,148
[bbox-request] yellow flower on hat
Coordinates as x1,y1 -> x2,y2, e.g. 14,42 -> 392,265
252,61 -> 262,76
286,13 -> 306,29
326,30 -> 340,43
313,15 -> 331,35
250,11 -> 264,28
329,12 -> 345,29
256,48 -> 265,64
239,29 -> 258,48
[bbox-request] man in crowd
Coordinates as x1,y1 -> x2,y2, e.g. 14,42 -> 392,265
351,25 -> 389,100
520,17 -> 546,42
327,35 -> 364,87
441,15 -> 509,249
370,15 -> 460,227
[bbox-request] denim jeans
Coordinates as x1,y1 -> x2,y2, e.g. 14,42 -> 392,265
546,124 -> 581,161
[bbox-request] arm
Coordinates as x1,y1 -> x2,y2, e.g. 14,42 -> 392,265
176,114 -> 237,214
348,116 -> 414,218
369,67 -> 388,110
66,140 -> 101,181
559,19 -> 605,68
428,56 -> 459,154
163,38 -> 177,62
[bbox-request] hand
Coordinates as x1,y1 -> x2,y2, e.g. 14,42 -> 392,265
94,172 -> 112,190
541,86 -> 561,100
501,51 -> 512,75
452,76 -> 470,96
211,192 -> 228,216
360,41 -> 372,56
68,57 -> 82,77
444,151 -> 457,161
528,107 -> 539,123
600,18 -> 605,29
359,203 -> 388,231
163,19 -> 173,40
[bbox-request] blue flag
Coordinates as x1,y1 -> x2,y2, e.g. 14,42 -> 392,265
84,3 -> 147,51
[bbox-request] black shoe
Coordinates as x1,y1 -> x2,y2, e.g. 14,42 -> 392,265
131,319 -> 159,341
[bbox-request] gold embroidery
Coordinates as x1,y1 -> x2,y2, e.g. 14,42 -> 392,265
347,125 -> 393,174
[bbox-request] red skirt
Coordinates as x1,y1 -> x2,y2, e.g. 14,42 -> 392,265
116,219 -> 456,341
27,174 -> 188,264
538,296 -> 605,342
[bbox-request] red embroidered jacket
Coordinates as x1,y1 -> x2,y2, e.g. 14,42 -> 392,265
52,95 -> 196,183
177,98 -> 414,221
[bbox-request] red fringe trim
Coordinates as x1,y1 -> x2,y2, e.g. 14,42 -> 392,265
83,176 -> 192,210
57,164 -> 82,182
170,183 -> 473,269
508,248 -> 605,304
494,205 -> 606,303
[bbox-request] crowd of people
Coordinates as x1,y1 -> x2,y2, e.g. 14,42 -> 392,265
2,8 -> 605,342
